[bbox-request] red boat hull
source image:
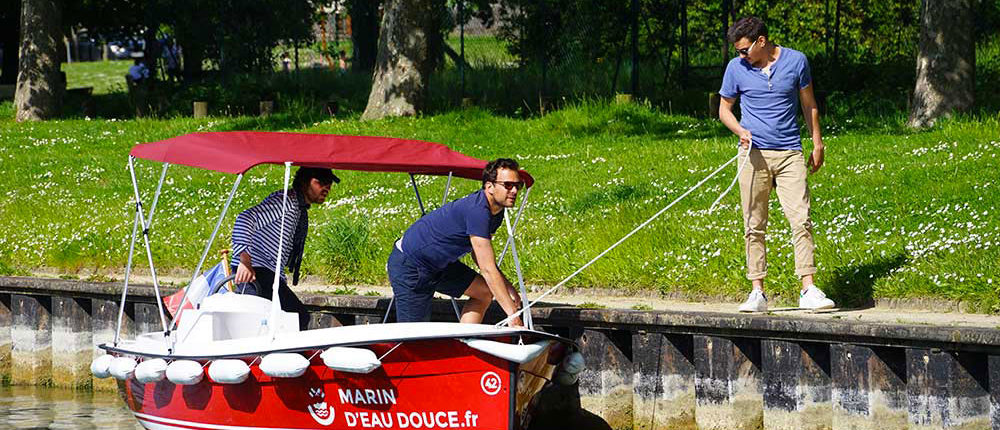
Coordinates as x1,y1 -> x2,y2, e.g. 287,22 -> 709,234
118,338 -> 562,430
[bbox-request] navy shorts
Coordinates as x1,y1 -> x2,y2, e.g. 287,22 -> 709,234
387,247 -> 478,322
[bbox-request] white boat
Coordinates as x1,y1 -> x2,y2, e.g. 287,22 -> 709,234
93,131 -> 582,430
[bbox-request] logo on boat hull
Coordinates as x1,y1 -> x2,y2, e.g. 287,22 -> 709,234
480,372 -> 502,396
308,387 -> 336,426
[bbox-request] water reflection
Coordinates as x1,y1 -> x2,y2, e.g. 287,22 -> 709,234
0,385 -> 140,429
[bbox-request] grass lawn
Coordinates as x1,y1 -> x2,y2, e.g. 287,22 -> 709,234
1,64 -> 998,311
62,60 -> 133,95
445,35 -> 517,67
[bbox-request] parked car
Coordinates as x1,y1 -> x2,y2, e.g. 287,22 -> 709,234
107,39 -> 145,60
108,41 -> 130,59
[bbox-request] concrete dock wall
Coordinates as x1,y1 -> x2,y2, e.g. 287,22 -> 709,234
11,294 -> 52,386
0,294 -> 11,385
4,276 -> 1000,430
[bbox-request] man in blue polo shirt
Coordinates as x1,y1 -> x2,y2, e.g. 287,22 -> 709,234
718,16 -> 834,312
387,158 -> 524,326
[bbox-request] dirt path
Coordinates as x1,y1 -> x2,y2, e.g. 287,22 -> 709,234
44,268 -> 1000,331
297,282 -> 1000,330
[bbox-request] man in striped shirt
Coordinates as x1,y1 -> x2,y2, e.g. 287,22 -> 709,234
231,167 -> 339,330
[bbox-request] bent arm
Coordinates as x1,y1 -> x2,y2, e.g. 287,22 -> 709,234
231,209 -> 263,283
470,236 -> 520,317
230,209 -> 258,263
719,96 -> 742,135
720,96 -> 752,147
230,194 -> 288,261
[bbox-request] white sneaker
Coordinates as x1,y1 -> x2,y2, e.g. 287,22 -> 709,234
799,285 -> 835,310
738,290 -> 768,312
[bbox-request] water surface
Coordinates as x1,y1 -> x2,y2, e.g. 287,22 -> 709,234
0,385 -> 140,429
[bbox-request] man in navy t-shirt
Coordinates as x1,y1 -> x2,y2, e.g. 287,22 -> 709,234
718,17 -> 835,312
387,158 -> 525,325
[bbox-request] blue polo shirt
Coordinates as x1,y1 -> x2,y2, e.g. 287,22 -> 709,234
719,47 -> 812,151
401,190 -> 504,272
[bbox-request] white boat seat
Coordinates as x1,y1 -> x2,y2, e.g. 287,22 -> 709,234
176,293 -> 299,343
201,293 -> 272,315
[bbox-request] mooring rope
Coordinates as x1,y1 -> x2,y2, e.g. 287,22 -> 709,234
497,146 -> 750,327
710,145 -> 752,213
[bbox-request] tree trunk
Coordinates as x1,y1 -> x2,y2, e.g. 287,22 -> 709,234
0,0 -> 20,84
907,0 -> 975,128
181,45 -> 204,81
361,0 -> 436,120
15,0 -> 62,121
347,0 -> 379,74
142,27 -> 160,82
720,0 -> 730,68
174,8 -> 211,82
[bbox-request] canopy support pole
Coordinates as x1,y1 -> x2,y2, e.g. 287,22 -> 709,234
503,213 -> 532,330
168,174 -> 244,334
382,300 -> 393,324
441,171 -> 453,205
127,158 -> 171,338
498,186 -> 532,266
113,204 -> 141,346
269,162 -> 293,341
409,174 -> 426,215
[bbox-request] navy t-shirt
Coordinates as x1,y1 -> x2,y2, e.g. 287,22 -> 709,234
719,47 -> 812,151
401,190 -> 505,272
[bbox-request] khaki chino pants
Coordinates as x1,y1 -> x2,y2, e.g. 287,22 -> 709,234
738,149 -> 817,280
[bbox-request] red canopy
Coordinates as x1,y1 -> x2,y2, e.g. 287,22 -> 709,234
129,131 -> 534,186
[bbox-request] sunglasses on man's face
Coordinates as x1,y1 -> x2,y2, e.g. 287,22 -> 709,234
493,181 -> 525,191
736,40 -> 757,57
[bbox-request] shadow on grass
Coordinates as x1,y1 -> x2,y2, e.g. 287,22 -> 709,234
219,111 -> 332,131
59,92 -> 131,119
568,183 -> 655,213
829,252 -> 908,309
530,100 -> 731,141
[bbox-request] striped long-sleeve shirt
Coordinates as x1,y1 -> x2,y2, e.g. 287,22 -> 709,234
230,189 -> 309,279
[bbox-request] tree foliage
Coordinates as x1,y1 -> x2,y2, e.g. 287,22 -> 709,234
210,0 -> 313,74
65,0 -> 315,76
344,0 -> 380,73
470,0 -> 1000,91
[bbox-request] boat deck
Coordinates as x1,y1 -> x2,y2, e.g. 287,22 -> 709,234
103,322 -> 564,359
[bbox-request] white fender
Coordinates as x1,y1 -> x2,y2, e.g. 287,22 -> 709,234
462,339 -> 552,364
554,351 -> 585,385
109,356 -> 137,380
260,353 -> 309,378
166,360 -> 204,385
320,347 -> 381,374
562,351 -> 585,374
134,358 -> 168,383
208,359 -> 251,384
91,354 -> 114,379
